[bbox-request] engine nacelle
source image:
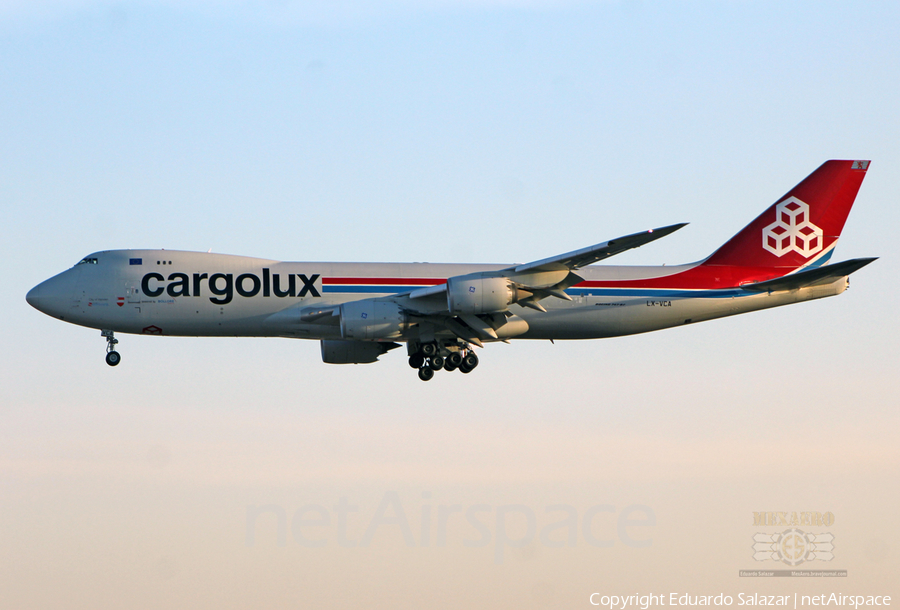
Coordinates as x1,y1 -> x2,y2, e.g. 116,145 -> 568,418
447,276 -> 517,315
339,300 -> 408,340
321,340 -> 393,364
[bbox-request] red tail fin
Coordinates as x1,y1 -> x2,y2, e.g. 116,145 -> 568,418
703,160 -> 870,270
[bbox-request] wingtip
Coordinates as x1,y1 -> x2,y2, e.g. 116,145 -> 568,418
651,222 -> 689,234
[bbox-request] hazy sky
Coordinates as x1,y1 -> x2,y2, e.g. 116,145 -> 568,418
2,1 -> 898,608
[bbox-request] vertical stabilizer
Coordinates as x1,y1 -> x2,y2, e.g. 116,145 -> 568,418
703,160 -> 870,271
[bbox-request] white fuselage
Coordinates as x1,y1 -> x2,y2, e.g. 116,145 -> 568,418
27,249 -> 846,343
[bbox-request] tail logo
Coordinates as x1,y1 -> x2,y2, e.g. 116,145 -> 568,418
762,197 -> 823,258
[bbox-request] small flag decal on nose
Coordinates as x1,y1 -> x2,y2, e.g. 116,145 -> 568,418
117,297 -> 125,307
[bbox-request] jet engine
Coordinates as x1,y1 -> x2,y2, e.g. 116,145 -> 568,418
321,340 -> 398,364
447,275 -> 532,315
446,276 -> 524,315
339,300 -> 408,340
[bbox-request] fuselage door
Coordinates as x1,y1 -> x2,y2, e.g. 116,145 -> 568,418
126,282 -> 142,314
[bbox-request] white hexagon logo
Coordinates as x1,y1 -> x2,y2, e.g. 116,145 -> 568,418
762,197 -> 823,258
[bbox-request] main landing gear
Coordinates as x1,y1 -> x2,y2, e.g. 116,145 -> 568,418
102,330 -> 121,366
408,342 -> 479,381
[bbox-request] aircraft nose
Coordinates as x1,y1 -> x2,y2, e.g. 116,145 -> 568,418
26,280 -> 57,315
26,272 -> 76,319
25,285 -> 40,309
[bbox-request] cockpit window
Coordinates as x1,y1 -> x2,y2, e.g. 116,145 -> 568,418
76,257 -> 99,265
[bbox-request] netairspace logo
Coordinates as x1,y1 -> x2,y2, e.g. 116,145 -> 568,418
245,491 -> 655,565
589,594 -> 893,609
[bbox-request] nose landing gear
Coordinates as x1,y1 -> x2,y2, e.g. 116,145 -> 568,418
102,330 -> 121,366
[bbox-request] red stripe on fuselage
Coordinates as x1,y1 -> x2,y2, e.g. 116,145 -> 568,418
575,265 -> 786,290
322,277 -> 447,286
321,267 -> 784,291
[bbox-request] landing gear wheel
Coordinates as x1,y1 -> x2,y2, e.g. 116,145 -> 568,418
409,354 -> 425,369
101,330 -> 120,367
429,355 -> 444,370
447,352 -> 463,368
418,367 -> 435,381
463,352 -> 479,370
421,343 -> 437,357
458,362 -> 473,374
443,359 -> 457,372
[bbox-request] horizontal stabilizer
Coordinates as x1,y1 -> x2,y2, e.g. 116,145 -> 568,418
512,223 -> 688,273
741,258 -> 877,293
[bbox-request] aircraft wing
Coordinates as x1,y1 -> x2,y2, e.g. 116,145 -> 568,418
404,223 -> 688,326
510,223 -> 688,273
408,222 -> 688,303
740,258 -> 877,293
283,224 -> 692,347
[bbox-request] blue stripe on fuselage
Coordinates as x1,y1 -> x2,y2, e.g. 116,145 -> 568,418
323,286 -> 422,294
564,287 -> 746,299
323,285 -> 749,299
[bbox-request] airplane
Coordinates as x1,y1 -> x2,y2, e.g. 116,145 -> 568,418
27,160 -> 876,381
